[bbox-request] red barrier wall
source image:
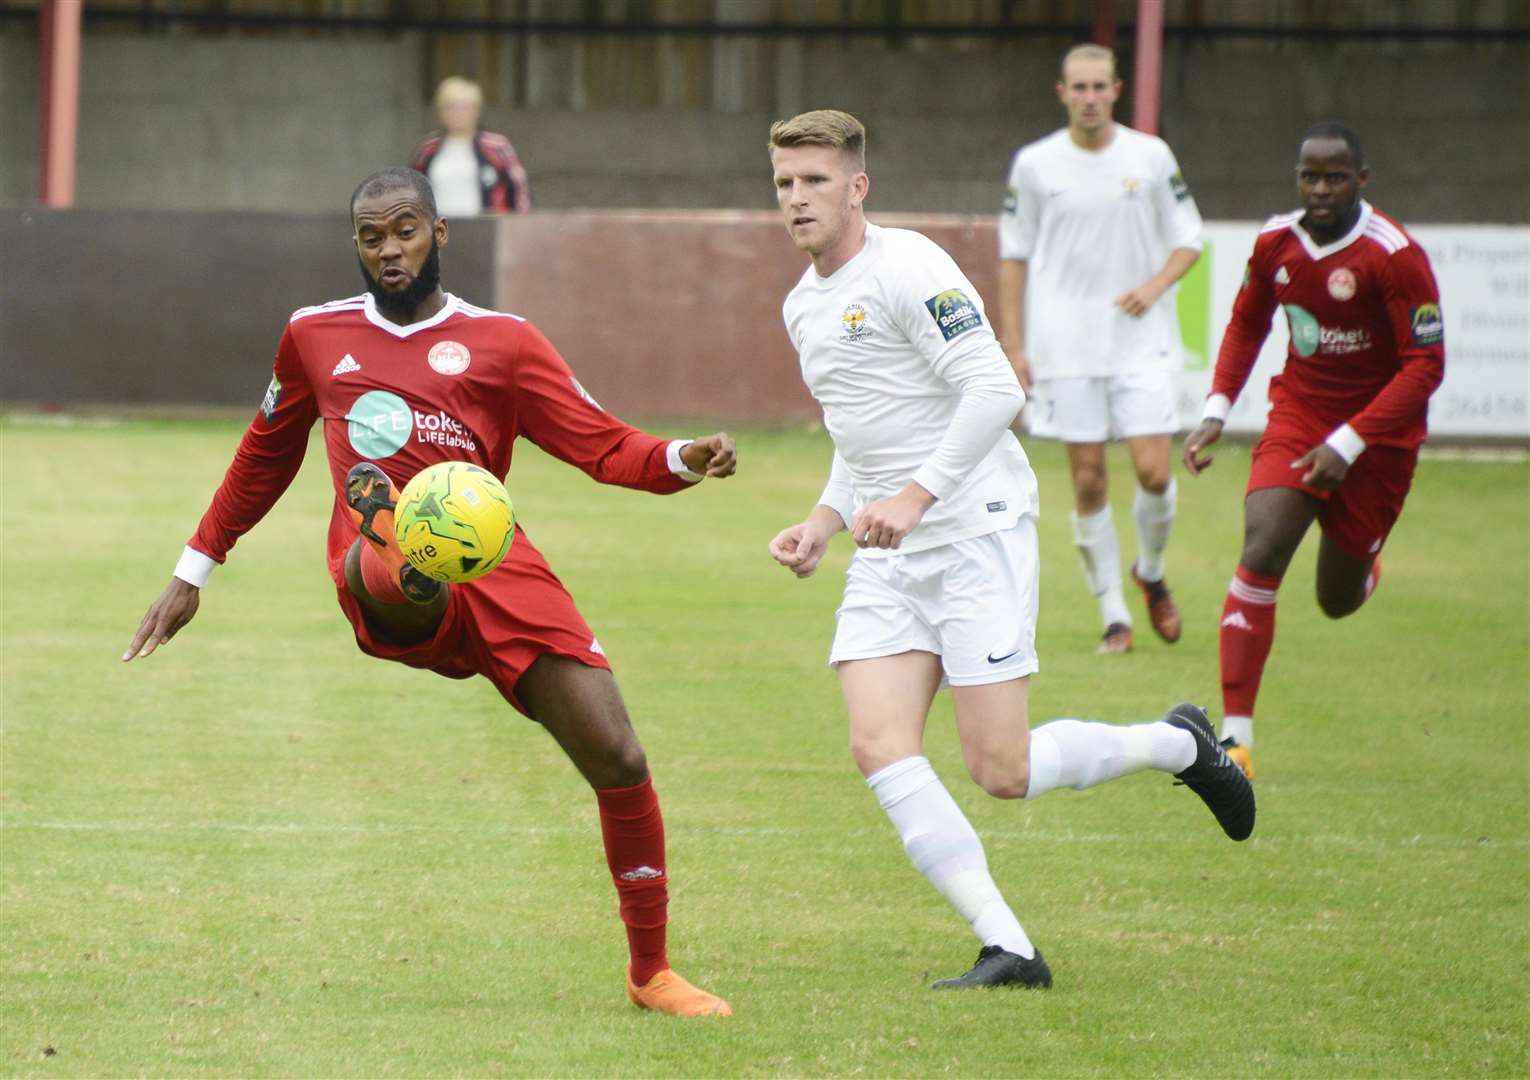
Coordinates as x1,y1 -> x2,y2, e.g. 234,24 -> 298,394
0,209 -> 1000,422
494,211 -> 1002,423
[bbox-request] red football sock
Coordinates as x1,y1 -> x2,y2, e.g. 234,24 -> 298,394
596,774 -> 669,986
1220,565 -> 1281,720
358,538 -> 407,604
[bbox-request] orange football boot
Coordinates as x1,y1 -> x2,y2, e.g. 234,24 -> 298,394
344,462 -> 441,604
626,966 -> 732,1017
1131,565 -> 1183,643
1096,622 -> 1134,655
1220,738 -> 1255,781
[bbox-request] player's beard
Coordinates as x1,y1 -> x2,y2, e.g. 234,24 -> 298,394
360,235 -> 442,321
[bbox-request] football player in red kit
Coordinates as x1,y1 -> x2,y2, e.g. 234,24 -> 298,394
123,168 -> 736,1017
1182,123 -> 1445,779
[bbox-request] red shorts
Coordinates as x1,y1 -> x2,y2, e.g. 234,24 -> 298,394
331,526 -> 610,716
1247,408 -> 1419,561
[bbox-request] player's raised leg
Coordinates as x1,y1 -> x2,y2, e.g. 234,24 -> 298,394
1218,486 -> 1320,776
1066,442 -> 1133,653
843,653 -> 1051,989
951,681 -> 1252,840
1314,534 -> 1381,619
1126,433 -> 1182,643
517,654 -> 731,1017
344,462 -> 444,605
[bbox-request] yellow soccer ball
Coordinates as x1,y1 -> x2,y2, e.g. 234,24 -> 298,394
394,461 -> 515,583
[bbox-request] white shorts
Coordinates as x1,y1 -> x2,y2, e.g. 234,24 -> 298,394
1027,370 -> 1179,442
828,517 -> 1040,686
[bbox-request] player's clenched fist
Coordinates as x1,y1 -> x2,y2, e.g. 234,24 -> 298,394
768,506 -> 845,579
849,483 -> 936,549
680,433 -> 738,478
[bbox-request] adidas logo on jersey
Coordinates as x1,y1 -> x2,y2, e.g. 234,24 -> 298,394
332,354 -> 362,376
1274,266 -> 1290,285
1221,611 -> 1253,631
619,865 -> 664,881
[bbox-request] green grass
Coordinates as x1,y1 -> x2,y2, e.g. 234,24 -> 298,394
2,415 -> 1527,1077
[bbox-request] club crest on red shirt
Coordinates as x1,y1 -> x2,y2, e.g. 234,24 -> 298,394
1327,267 -> 1357,302
428,340 -> 471,376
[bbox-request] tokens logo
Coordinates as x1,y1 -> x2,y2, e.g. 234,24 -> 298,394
345,390 -> 413,458
345,391 -> 479,457
1283,304 -> 1321,358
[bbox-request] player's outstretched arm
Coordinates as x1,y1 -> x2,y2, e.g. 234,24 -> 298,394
122,577 -> 200,662
679,433 -> 738,479
768,505 -> 845,579
1182,418 -> 1223,477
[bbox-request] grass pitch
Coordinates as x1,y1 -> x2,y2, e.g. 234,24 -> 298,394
2,415 -> 1526,1077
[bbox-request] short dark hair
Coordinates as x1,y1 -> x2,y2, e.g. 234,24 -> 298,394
1302,121 -> 1364,166
350,168 -> 437,222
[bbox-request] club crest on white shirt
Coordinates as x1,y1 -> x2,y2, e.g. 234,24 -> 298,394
840,303 -> 872,342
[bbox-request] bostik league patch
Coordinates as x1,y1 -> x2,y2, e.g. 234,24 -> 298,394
1410,303 -> 1444,346
260,373 -> 283,422
924,289 -> 983,342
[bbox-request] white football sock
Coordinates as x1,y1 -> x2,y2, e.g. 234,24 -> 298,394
1024,718 -> 1196,800
1072,506 -> 1131,628
1132,479 -> 1177,584
866,756 -> 1035,959
1221,715 -> 1254,749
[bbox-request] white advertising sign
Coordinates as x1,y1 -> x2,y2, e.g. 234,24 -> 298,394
1175,222 -> 1529,439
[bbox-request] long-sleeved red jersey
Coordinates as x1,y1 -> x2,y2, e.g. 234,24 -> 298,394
189,292 -> 688,582
1212,201 -> 1445,449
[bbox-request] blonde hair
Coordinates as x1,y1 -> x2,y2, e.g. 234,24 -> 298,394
434,75 -> 483,110
768,109 -> 866,170
1059,43 -> 1118,82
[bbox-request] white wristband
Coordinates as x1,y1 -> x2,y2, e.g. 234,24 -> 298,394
666,439 -> 703,483
1325,423 -> 1367,465
173,546 -> 217,588
1202,393 -> 1233,423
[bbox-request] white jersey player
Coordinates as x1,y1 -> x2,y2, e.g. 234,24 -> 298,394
998,44 -> 1204,655
766,109 -> 1254,991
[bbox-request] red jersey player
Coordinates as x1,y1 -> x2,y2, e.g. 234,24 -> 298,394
1182,123 -> 1445,779
123,168 -> 736,1017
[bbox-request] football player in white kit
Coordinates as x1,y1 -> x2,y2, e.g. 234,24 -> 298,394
766,110 -> 1253,989
999,44 -> 1204,655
